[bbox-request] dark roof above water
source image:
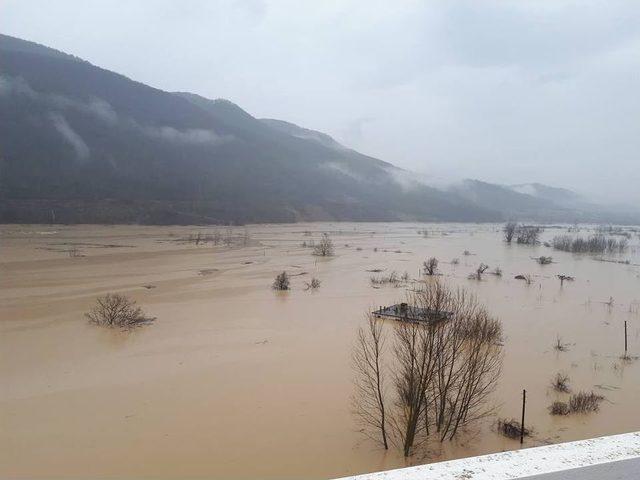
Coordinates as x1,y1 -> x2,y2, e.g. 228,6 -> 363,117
374,304 -> 453,323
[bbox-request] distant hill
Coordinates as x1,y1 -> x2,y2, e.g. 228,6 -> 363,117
509,183 -> 582,205
259,118 -> 346,151
0,34 -> 637,225
450,180 -> 639,224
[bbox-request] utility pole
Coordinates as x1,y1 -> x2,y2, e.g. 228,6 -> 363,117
520,389 -> 526,445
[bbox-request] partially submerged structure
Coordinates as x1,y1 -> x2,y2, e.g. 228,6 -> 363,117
374,302 -> 453,324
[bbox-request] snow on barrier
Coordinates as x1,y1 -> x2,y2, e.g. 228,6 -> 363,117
335,431 -> 640,480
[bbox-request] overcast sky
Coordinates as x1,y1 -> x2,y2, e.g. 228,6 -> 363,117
2,0 -> 639,203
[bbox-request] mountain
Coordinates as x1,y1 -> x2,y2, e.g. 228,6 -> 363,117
0,34 -> 499,224
0,34 -> 638,225
509,183 -> 582,205
451,180 -> 639,224
259,119 -> 346,151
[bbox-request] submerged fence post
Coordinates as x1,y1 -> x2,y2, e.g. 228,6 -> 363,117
625,321 -> 628,354
520,389 -> 526,444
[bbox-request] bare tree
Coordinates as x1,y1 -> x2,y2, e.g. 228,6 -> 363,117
313,233 -> 335,257
422,287 -> 503,442
352,315 -> 389,449
569,391 -> 604,413
394,283 -> 503,454
497,418 -> 530,439
391,318 -> 437,456
504,222 -> 518,243
516,226 -> 542,245
549,401 -> 570,416
557,274 -> 574,286
551,372 -> 570,392
355,280 -> 503,457
553,335 -> 570,352
470,263 -> 489,280
304,277 -> 321,290
423,257 -> 438,276
86,293 -> 155,328
272,271 -> 290,290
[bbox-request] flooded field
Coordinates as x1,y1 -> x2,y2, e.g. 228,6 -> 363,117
1,223 -> 639,479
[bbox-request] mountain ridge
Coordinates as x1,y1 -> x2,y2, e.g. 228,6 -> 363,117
1,34 -> 637,225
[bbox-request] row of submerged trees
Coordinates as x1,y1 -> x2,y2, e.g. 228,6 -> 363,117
551,234 -> 628,254
352,280 -> 503,457
504,222 -> 630,254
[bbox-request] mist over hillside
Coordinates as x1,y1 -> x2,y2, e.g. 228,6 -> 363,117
1,34 -> 637,225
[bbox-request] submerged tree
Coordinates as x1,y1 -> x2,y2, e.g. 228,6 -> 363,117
470,263 -> 489,280
420,286 -> 503,444
423,257 -> 438,276
557,274 -> 574,286
551,372 -> 570,393
497,418 -> 531,439
304,277 -> 321,290
86,293 -> 155,329
535,256 -> 553,265
569,391 -> 604,413
353,280 -> 503,457
516,226 -> 542,245
313,233 -> 335,257
352,316 -> 389,449
272,271 -> 290,290
504,222 -> 518,243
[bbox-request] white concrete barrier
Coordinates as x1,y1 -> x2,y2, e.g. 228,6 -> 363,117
336,431 -> 640,480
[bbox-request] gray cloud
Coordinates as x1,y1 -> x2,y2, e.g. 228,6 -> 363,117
84,98 -> 118,125
0,75 -> 34,96
321,162 -> 365,183
141,125 -> 230,146
1,0 -> 639,203
2,75 -> 230,147
49,113 -> 90,161
0,75 -> 117,124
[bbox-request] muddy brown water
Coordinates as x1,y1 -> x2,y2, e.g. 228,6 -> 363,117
1,223 -> 639,479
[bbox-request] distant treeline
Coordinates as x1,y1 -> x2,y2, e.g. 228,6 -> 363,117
551,234 -> 628,254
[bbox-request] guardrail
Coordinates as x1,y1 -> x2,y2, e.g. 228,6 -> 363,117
335,431 -> 640,480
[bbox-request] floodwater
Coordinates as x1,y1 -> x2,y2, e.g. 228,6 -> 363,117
1,223 -> 639,479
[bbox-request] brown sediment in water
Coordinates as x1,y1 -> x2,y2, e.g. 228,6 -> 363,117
1,223 -> 639,479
